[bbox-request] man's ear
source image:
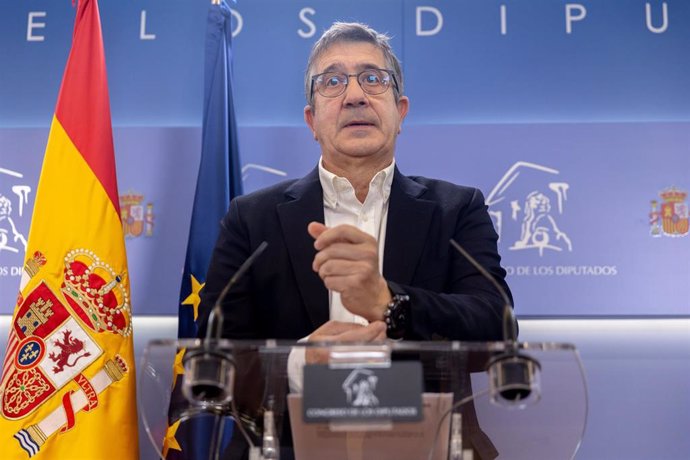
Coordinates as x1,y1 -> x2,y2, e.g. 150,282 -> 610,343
397,96 -> 410,122
304,104 -> 317,140
396,96 -> 410,133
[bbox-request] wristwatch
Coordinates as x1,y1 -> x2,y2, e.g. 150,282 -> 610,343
383,294 -> 410,339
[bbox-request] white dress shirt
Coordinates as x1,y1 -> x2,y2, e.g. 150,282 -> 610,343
320,157 -> 394,324
287,158 -> 395,393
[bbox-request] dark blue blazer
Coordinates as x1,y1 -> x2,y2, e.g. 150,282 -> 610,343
197,166 -> 511,342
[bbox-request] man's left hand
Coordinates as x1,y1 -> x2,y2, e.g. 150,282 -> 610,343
308,222 -> 391,322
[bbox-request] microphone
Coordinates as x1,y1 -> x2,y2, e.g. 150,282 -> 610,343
449,238 -> 540,407
182,241 -> 269,409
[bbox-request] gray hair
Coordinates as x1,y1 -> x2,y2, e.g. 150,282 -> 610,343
304,22 -> 404,106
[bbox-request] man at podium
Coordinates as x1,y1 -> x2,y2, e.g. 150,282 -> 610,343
194,20 -> 511,460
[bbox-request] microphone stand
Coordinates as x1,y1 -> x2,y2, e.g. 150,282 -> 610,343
419,239 -> 546,460
449,238 -> 541,407
180,241 -> 270,460
445,239 -> 541,458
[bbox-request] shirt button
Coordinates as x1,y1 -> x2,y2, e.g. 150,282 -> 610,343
361,215 -> 368,222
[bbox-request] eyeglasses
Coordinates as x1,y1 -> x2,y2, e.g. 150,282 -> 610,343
310,68 -> 399,101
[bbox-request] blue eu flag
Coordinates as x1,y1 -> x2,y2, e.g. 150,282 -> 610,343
165,2 -> 241,459
178,0 -> 243,340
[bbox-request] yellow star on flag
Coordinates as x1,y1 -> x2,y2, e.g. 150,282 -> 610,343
172,348 -> 187,388
171,347 -> 186,387
162,419 -> 182,457
182,274 -> 205,320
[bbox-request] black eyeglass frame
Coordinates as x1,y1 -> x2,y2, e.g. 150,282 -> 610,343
309,68 -> 400,103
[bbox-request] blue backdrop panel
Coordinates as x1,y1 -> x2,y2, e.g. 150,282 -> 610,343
2,123 -> 687,315
1,0 -> 688,316
1,0 -> 688,126
400,0 -> 690,123
396,122 -> 690,316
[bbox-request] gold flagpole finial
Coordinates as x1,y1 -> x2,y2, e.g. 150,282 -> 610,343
211,0 -> 221,5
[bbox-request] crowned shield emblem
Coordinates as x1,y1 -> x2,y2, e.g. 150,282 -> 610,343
1,282 -> 102,420
650,187 -> 688,237
119,193 -> 144,238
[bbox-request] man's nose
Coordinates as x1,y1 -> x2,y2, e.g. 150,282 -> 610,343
342,76 -> 368,106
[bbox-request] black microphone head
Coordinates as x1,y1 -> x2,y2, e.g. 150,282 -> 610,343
487,351 -> 541,408
181,346 -> 236,409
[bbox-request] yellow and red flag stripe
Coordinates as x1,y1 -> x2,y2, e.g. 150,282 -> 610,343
0,0 -> 138,458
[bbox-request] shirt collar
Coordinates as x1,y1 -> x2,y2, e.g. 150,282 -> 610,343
318,157 -> 395,208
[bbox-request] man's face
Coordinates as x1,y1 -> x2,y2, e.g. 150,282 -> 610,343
304,42 -> 409,168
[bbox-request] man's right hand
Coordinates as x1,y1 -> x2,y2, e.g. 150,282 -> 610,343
306,320 -> 386,364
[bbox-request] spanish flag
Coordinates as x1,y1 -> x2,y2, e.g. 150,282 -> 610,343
0,0 -> 139,458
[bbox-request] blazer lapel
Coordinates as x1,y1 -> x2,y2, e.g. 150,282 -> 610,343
276,167 -> 329,329
383,168 -> 436,285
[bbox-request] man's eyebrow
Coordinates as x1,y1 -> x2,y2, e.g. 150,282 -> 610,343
320,63 -> 343,74
319,62 -> 383,74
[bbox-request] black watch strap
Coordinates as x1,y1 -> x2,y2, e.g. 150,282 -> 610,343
384,293 -> 410,339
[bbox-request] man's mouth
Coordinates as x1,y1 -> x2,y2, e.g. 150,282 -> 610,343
344,121 -> 375,128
